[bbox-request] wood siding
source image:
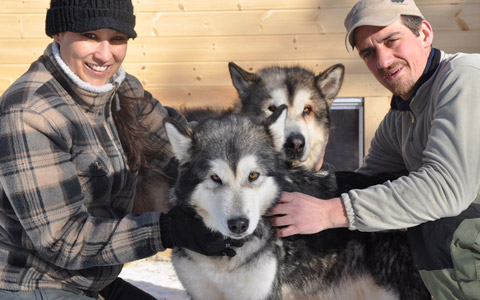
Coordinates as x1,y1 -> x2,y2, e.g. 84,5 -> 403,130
1,0 -> 480,150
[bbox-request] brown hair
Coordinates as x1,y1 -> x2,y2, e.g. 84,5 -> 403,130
401,15 -> 424,37
112,94 -> 161,173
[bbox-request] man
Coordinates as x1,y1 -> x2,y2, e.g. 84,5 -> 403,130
270,0 -> 480,299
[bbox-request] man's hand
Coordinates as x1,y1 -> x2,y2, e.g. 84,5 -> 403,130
269,192 -> 349,237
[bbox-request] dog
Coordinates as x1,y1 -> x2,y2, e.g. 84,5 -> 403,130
133,63 -> 344,213
164,108 -> 430,300
181,62 -> 345,172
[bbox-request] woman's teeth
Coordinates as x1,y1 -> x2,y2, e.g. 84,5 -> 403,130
87,63 -> 108,72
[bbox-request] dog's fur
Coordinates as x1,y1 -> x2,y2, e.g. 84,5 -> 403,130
182,62 -> 344,172
164,108 -> 430,300
134,63 -> 429,299
133,63 -> 344,213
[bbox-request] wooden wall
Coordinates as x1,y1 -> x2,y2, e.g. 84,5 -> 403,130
1,0 -> 480,150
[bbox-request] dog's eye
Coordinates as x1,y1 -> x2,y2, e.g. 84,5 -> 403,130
211,174 -> 222,184
303,105 -> 312,115
248,172 -> 260,182
267,105 -> 276,112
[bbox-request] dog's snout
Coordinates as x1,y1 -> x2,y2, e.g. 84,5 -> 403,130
228,218 -> 249,234
285,134 -> 305,159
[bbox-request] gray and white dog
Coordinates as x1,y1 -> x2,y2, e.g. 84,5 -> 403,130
136,63 -> 429,299
134,63 -> 344,213
164,107 -> 429,300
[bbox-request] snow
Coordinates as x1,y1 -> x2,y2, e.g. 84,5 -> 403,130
119,255 -> 190,300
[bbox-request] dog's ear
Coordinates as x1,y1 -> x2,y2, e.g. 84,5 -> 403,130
164,118 -> 193,163
228,62 -> 257,100
266,105 -> 287,152
315,64 -> 345,108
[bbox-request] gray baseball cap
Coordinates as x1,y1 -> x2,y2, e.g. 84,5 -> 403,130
344,0 -> 424,52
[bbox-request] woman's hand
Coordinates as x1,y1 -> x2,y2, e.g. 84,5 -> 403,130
269,192 -> 349,237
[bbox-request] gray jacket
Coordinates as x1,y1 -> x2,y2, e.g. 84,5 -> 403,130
342,50 -> 480,231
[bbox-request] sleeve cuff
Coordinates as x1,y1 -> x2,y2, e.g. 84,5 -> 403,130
341,192 -> 358,230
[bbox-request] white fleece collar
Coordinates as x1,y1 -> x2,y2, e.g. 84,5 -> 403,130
52,41 -> 126,94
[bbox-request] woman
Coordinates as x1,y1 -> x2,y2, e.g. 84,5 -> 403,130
0,1 -> 240,299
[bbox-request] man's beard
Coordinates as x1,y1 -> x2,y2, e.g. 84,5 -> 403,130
379,63 -> 416,100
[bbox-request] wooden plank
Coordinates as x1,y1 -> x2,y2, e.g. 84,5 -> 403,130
3,0 -> 480,14
0,30 -> 479,64
2,5 -> 480,39
0,0 -> 379,14
0,15 -> 44,39
0,69 -> 387,108
1,0 -> 49,14
149,86 -> 239,108
135,10 -> 330,37
0,15 -> 21,39
135,72 -> 388,107
0,59 -> 368,94
0,10 -> 347,38
0,39 -> 51,64
422,4 -> 480,31
0,60 -> 371,88
96,31 -> 480,62
0,0 -> 356,14
121,59 -> 370,86
132,0 -> 355,12
122,61 -> 373,89
135,5 -> 480,37
137,0 -> 480,11
1,35 -> 342,64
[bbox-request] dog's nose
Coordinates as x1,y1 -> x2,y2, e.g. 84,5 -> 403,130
285,134 -> 305,159
228,218 -> 249,234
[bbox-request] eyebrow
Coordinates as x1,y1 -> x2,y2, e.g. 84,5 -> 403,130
358,47 -> 373,58
358,31 -> 402,57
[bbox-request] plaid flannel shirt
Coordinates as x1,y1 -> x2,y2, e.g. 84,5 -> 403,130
0,43 -> 183,296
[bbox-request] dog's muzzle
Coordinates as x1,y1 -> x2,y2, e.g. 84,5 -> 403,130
284,133 -> 305,160
228,218 -> 249,234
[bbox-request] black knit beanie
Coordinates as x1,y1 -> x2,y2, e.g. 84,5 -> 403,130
45,0 -> 137,39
